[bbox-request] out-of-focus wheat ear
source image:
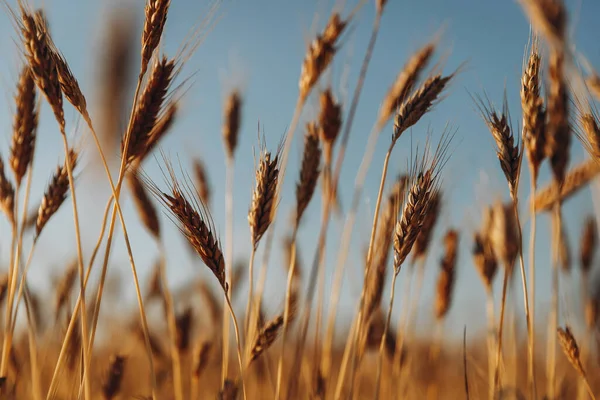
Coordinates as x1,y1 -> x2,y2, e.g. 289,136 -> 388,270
585,296 -> 598,330
557,326 -> 585,375
17,7 -> 65,131
489,201 -> 520,274
144,162 -> 227,290
295,123 -> 322,226
35,149 -> 78,238
472,232 -> 498,292
190,157 -> 211,207
412,190 -> 441,261
248,137 -> 282,249
140,101 -> 178,164
378,41 -> 435,127
102,354 -> 126,400
473,92 -> 522,199
533,159 -> 600,212
249,313 -> 284,364
130,322 -> 165,361
588,73 -> 600,101
0,275 -> 8,307
519,0 -> 566,49
579,112 -> 600,161
546,50 -> 570,186
54,261 -> 77,321
217,379 -> 238,400
146,261 -> 163,301
192,340 -> 211,378
435,230 -> 459,320
365,176 -> 405,320
521,37 -> 546,182
175,307 -> 193,352
319,89 -> 342,164
97,10 -> 135,153
128,169 -> 161,239
124,56 -> 175,166
0,157 -> 15,225
557,222 -> 571,272
141,0 -> 171,76
299,13 -> 347,100
392,72 -> 455,143
580,217 -> 597,273
10,66 -> 38,187
223,90 -> 242,159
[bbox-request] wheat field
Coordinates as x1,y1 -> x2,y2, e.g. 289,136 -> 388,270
0,0 -> 599,399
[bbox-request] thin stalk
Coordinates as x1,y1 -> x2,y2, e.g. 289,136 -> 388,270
245,248 -> 257,347
1,187 -> 19,376
493,265 -> 511,392
511,197 -> 535,398
348,143 -> 394,398
547,202 -> 561,400
275,230 -> 298,399
222,157 -> 234,385
393,257 -> 422,398
582,373 -> 596,400
224,292 -> 247,400
486,290 -> 495,400
374,272 -> 398,400
528,169 -> 537,398
286,10 -> 383,395
2,165 -> 33,374
321,9 -> 382,378
58,131 -> 91,400
23,286 -> 41,400
157,241 -> 184,400
334,311 -> 359,399
319,120 -> 383,385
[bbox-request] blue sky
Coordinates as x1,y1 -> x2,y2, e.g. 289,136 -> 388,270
0,0 -> 599,341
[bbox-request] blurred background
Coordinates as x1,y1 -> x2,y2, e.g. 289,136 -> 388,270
0,0 -> 599,345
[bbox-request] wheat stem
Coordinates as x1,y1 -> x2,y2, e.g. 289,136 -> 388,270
511,197 -> 535,398
547,202 -> 561,399
493,265 -> 510,393
157,241 -> 184,400
1,187 -> 19,376
528,168 -> 537,396
374,272 -> 398,400
222,157 -> 234,385
275,230 -> 298,400
349,142 -> 394,397
56,131 -> 91,400
224,292 -> 247,400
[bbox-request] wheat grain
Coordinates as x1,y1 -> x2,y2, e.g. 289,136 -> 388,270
249,138 -> 282,249
378,42 -> 435,127
102,355 -> 126,400
295,123 -> 322,226
10,67 -> 38,187
35,149 -> 78,237
128,169 -> 161,239
521,39 -> 546,180
223,91 -> 242,159
435,230 -> 459,320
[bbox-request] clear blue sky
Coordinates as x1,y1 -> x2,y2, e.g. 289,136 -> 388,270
0,0 -> 599,341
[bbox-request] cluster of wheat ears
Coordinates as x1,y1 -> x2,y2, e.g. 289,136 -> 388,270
1,0 -> 600,399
